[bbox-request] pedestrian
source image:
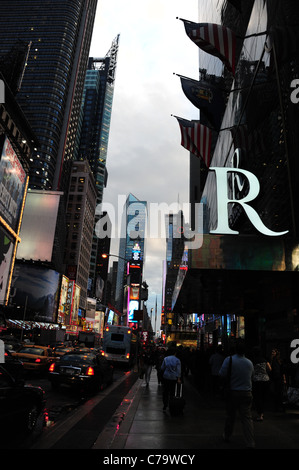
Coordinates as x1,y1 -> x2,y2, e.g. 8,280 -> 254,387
141,345 -> 155,387
155,347 -> 166,385
219,340 -> 255,449
161,347 -> 181,411
209,345 -> 224,395
269,348 -> 287,411
251,346 -> 271,421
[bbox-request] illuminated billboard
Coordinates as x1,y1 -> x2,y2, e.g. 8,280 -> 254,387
64,280 -> 81,326
71,283 -> 80,325
0,227 -> 14,304
11,263 -> 61,323
16,190 -> 63,262
0,137 -> 27,233
130,285 -> 139,300
58,275 -> 69,324
128,300 -> 139,322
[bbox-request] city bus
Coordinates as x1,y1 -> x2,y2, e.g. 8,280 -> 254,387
102,325 -> 136,367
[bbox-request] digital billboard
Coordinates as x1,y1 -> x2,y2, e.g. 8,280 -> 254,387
11,263 -> 61,323
58,275 -> 69,324
0,226 -> 14,304
16,190 -> 63,262
128,300 -> 139,323
71,283 -> 80,325
0,137 -> 27,233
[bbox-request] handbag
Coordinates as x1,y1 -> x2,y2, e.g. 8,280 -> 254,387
139,365 -> 146,379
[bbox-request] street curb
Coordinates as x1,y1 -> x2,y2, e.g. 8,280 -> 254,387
92,378 -> 144,449
30,371 -> 134,449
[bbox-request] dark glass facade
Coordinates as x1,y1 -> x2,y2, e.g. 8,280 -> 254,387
172,0 -> 299,353
0,0 -> 98,193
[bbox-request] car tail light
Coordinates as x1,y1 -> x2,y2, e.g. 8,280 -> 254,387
49,363 -> 55,372
126,353 -> 130,359
86,367 -> 94,376
35,358 -> 41,363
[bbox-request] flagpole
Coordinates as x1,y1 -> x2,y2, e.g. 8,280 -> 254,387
154,296 -> 157,336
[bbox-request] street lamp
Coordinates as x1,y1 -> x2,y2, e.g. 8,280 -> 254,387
101,253 -> 127,262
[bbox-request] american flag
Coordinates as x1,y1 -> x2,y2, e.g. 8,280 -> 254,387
183,20 -> 236,75
176,117 -> 212,167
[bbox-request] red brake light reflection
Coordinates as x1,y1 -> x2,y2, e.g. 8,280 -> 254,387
86,367 -> 94,376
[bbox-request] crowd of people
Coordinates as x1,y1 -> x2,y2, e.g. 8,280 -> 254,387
137,339 -> 299,447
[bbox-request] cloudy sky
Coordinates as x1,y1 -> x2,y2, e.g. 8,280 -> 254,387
89,0 -> 200,331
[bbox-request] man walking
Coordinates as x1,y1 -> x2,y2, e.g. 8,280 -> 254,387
219,340 -> 255,448
161,347 -> 181,411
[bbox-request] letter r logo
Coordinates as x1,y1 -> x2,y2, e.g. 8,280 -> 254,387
209,167 -> 289,236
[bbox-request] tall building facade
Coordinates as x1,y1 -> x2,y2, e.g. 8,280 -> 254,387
163,212 -> 185,327
76,36 -> 119,296
0,0 -> 98,194
64,160 -> 97,312
115,194 -> 147,324
172,0 -> 299,356
0,2 -> 98,333
0,70 -> 38,306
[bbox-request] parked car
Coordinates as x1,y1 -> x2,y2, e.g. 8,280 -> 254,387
48,351 -> 113,392
12,345 -> 55,373
0,365 -> 46,435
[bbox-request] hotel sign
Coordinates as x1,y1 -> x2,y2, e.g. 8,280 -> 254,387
210,166 -> 289,237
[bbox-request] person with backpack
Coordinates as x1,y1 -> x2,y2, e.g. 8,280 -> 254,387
161,347 -> 181,411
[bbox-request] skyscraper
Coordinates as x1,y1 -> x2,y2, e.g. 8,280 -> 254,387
115,194 -> 147,323
0,0 -> 98,194
76,36 -> 119,295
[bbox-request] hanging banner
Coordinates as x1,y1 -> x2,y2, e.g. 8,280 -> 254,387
180,76 -> 226,130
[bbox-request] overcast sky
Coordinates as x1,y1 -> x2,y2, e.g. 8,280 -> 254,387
89,1 -> 200,332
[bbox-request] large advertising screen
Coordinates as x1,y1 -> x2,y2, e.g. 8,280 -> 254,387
58,275 -> 69,324
64,280 -> 80,326
10,263 -> 61,323
16,190 -> 63,262
0,226 -> 15,304
0,137 -> 27,233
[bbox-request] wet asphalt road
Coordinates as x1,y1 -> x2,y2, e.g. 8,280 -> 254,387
1,366 -> 133,449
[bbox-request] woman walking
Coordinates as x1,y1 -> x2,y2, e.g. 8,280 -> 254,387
252,347 -> 271,421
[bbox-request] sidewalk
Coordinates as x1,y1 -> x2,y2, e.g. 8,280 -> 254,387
93,371 -> 299,450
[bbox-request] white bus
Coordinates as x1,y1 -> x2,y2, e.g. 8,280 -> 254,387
102,325 -> 136,366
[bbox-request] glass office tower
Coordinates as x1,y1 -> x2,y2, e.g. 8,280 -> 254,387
0,0 -> 98,194
76,36 -> 120,296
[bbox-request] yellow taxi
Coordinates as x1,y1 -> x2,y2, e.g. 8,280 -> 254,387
12,345 -> 55,373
